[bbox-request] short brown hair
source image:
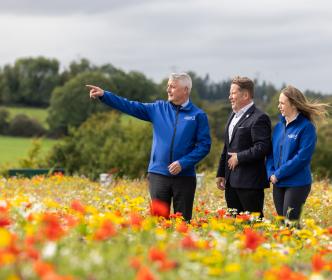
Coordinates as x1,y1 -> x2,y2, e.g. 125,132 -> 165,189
231,76 -> 254,98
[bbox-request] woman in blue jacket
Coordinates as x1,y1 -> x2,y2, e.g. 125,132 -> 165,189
266,85 -> 329,224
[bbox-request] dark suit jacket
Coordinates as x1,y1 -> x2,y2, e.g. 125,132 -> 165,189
217,105 -> 271,189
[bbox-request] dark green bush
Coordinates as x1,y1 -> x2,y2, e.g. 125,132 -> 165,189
8,114 -> 45,137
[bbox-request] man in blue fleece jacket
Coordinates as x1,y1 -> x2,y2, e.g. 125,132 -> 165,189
87,73 -> 211,221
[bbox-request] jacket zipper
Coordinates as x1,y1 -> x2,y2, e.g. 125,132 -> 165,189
169,105 -> 180,163
278,124 -> 286,168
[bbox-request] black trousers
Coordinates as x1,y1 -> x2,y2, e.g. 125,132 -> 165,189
148,172 -> 196,221
225,182 -> 265,217
273,185 -> 311,220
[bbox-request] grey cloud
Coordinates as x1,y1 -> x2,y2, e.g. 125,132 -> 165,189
0,0 -> 331,92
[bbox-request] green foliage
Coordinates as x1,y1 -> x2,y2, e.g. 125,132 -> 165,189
0,107 -> 10,134
312,121 -> 332,179
8,114 -> 45,137
18,139 -> 45,168
5,106 -> 48,128
47,71 -> 114,136
47,112 -> 152,179
0,136 -> 56,176
203,101 -> 232,140
110,70 -> 159,102
0,56 -> 60,106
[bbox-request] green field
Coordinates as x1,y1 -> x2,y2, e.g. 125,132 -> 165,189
4,106 -> 48,127
0,136 -> 57,166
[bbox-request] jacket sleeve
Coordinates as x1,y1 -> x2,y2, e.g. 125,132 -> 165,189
178,113 -> 211,170
100,91 -> 153,122
216,143 -> 227,177
265,151 -> 275,180
274,123 -> 316,180
237,114 -> 272,163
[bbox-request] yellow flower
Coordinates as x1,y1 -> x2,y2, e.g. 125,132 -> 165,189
224,263 -> 241,273
0,228 -> 12,248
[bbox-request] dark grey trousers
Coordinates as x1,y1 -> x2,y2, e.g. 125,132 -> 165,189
273,185 -> 311,220
148,172 -> 196,221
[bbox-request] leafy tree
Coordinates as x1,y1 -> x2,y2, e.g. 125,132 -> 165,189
110,70 -> 158,102
47,112 -> 152,179
0,57 -> 60,106
47,71 -> 115,136
0,107 -> 10,134
60,58 -> 96,84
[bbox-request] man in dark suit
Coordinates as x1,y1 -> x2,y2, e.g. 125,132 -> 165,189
216,76 -> 271,217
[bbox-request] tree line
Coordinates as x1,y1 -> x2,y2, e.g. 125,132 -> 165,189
0,57 -> 331,179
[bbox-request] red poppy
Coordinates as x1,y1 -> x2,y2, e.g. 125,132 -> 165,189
70,200 -> 86,214
158,259 -> 178,272
34,261 -> 54,277
94,219 -> 117,241
130,212 -> 143,228
236,213 -> 251,221
312,254 -> 325,272
217,209 -> 227,218
181,235 -> 197,250
150,199 -> 170,218
0,216 -> 11,227
176,222 -> 189,234
148,247 -> 166,262
41,213 -> 65,241
136,266 -> 156,280
129,256 -> 142,270
244,228 -> 265,251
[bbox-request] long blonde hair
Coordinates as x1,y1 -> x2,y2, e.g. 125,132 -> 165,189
281,85 -> 330,126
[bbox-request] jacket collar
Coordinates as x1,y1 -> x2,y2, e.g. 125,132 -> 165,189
227,105 -> 256,145
280,112 -> 305,126
170,100 -> 193,111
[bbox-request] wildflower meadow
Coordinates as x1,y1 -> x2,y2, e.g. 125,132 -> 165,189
0,173 -> 331,279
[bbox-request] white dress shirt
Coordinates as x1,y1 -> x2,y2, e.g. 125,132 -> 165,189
228,102 -> 254,141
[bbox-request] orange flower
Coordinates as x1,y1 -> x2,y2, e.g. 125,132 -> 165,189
217,209 -> 227,218
136,266 -> 156,280
264,265 -> 307,280
150,199 -> 170,218
181,235 -> 197,250
243,228 -> 265,251
41,213 -> 65,241
94,219 -> 117,241
130,212 -> 143,228
129,256 -> 142,270
158,259 -> 178,272
169,212 -> 183,219
70,200 -> 86,214
34,261 -> 54,277
148,247 -> 166,262
176,222 -> 189,234
312,254 -> 325,272
236,213 -> 251,221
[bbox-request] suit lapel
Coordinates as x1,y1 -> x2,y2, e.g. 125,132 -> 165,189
225,112 -> 235,145
229,105 -> 256,145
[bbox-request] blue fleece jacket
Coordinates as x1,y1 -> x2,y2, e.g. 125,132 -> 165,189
100,91 -> 211,177
266,113 -> 317,187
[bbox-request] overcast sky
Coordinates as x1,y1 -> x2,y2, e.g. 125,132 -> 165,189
1,0 -> 331,93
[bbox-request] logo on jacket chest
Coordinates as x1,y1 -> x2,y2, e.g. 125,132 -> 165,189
288,133 -> 298,140
184,115 -> 195,121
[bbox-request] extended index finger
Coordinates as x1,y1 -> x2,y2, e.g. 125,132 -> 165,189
85,84 -> 98,90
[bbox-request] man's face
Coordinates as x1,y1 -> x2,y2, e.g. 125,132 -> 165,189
229,83 -> 249,112
167,79 -> 188,105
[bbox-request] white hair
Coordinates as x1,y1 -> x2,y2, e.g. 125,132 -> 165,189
169,72 -> 192,93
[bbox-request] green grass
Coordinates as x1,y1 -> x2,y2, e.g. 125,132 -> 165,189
0,136 -> 57,166
3,106 -> 48,127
